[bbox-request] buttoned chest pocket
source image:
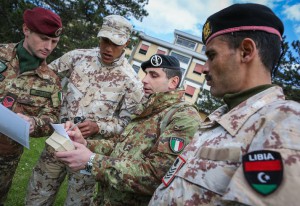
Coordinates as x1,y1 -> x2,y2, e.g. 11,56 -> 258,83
198,146 -> 242,163
17,93 -> 49,116
66,82 -> 83,105
90,90 -> 124,117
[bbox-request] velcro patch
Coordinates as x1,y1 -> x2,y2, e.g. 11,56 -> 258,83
0,74 -> 5,82
2,92 -> 17,110
169,137 -> 185,153
30,89 -> 51,98
162,155 -> 186,187
0,61 -> 7,73
243,150 -> 283,196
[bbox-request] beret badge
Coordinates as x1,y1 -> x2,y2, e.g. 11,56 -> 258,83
150,55 -> 163,67
55,28 -> 63,37
203,21 -> 212,42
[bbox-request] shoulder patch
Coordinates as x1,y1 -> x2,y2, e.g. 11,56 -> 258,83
2,92 -> 17,110
169,137 -> 185,153
162,155 -> 186,187
0,61 -> 7,73
243,150 -> 283,196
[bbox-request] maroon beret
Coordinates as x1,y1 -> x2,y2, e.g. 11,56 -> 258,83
23,7 -> 62,37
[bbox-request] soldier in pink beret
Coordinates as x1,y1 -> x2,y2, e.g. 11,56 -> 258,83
0,7 -> 63,204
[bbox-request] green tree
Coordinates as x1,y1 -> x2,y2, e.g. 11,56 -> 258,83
273,39 -> 300,102
196,89 -> 224,115
0,0 -> 149,62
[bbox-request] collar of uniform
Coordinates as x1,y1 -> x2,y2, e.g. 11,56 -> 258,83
206,86 -> 285,136
98,49 -> 126,69
24,60 -> 52,80
223,84 -> 275,110
137,88 -> 185,118
17,40 -> 43,74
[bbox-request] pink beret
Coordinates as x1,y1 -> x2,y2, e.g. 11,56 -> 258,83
23,7 -> 63,37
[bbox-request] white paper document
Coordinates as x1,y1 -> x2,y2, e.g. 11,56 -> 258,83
49,124 -> 89,174
50,123 -> 71,140
0,104 -> 30,148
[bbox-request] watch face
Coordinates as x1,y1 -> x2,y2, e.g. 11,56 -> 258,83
85,154 -> 95,173
85,165 -> 92,172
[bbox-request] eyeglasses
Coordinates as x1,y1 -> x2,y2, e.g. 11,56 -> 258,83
61,116 -> 85,124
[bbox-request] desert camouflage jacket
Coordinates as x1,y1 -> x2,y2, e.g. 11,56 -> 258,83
87,89 -> 202,205
150,86 -> 300,206
0,43 -> 61,155
49,48 -> 144,138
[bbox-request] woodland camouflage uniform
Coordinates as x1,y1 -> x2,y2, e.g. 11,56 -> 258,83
87,89 -> 202,205
0,43 -> 61,203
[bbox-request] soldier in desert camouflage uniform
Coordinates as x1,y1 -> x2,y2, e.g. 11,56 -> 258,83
0,7 -> 62,205
25,15 -> 144,205
55,54 -> 202,205
149,3 -> 300,206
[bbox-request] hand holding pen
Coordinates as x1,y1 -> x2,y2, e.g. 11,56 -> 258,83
66,116 -> 86,132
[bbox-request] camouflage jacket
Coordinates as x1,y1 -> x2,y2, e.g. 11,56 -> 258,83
150,86 -> 300,206
87,89 -> 202,205
49,48 -> 144,138
0,43 -> 61,155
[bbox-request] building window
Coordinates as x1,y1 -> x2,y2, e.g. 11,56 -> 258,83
156,49 -> 166,55
171,52 -> 190,64
132,64 -> 140,73
175,36 -> 196,50
193,63 -> 204,75
185,85 -> 196,97
201,45 -> 206,54
139,44 -> 149,55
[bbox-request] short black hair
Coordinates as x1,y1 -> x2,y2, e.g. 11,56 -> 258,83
162,68 -> 182,88
220,31 -> 281,74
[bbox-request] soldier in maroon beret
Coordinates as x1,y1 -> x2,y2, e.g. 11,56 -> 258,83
0,7 -> 63,204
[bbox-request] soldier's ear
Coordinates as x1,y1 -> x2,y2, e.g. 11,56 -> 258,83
168,76 -> 180,90
240,38 -> 256,63
23,24 -> 30,36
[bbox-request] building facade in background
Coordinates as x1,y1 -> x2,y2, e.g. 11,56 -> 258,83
126,29 -> 210,106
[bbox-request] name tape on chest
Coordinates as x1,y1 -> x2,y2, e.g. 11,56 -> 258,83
30,89 -> 51,99
243,150 -> 283,196
162,155 -> 186,187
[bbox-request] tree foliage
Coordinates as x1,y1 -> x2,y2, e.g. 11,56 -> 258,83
0,0 -> 148,62
196,89 -> 224,115
273,38 -> 300,102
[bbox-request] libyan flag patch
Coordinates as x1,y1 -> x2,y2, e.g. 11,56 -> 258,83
169,137 -> 185,153
243,150 -> 283,196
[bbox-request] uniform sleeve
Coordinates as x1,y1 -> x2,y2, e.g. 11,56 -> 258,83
30,77 -> 62,137
49,50 -> 75,79
91,106 -> 202,195
221,148 -> 300,206
87,138 -> 117,156
222,103 -> 300,206
96,78 -> 144,137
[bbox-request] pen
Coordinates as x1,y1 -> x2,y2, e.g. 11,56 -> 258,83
66,116 -> 86,132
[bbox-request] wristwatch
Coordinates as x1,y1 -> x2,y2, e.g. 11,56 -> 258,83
85,153 -> 96,173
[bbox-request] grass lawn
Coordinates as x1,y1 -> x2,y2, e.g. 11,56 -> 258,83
5,137 -> 67,206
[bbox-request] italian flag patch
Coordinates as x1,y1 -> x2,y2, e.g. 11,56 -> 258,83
169,137 -> 185,153
243,150 -> 283,196
58,91 -> 64,103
